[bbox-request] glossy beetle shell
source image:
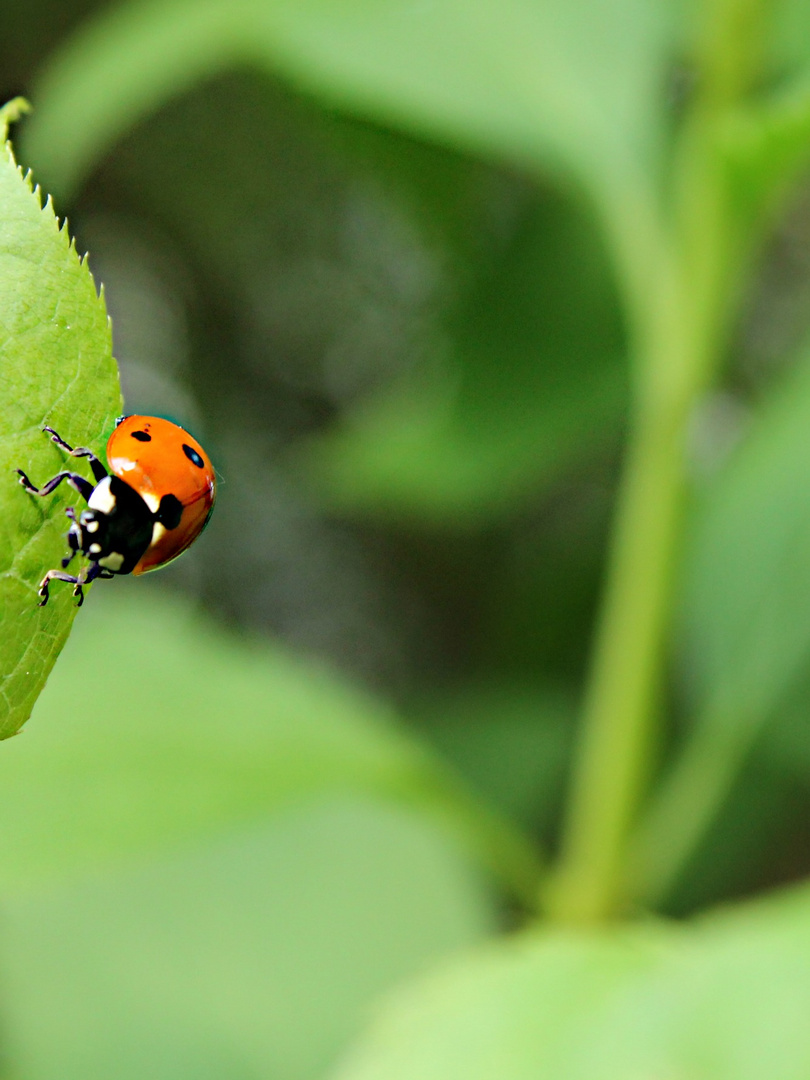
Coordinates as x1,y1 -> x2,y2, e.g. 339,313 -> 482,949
107,415 -> 216,574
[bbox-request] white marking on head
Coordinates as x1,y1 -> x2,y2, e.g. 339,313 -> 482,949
85,519 -> 99,532
140,491 -> 160,513
88,543 -> 101,555
99,551 -> 125,572
88,476 -> 116,514
151,522 -> 167,545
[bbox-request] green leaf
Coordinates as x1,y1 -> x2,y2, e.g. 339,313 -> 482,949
770,0 -> 810,72
681,359 -> 810,713
25,0 -> 673,221
0,99 -> 121,740
296,192 -> 626,525
410,681 -> 572,831
627,351 -> 810,904
760,664 -> 810,782
721,74 -> 810,261
660,750 -> 805,916
0,587 -> 540,901
0,797 -> 496,1080
331,881 -> 810,1080
700,6 -> 810,281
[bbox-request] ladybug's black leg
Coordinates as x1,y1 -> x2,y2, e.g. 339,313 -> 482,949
37,560 -> 109,607
43,427 -> 108,483
37,570 -> 85,607
15,469 -> 94,502
61,510 -> 81,568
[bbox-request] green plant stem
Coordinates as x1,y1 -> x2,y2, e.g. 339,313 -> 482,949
544,0 -> 770,923
543,112 -> 723,924
545,190 -> 726,924
544,323 -> 697,923
543,184 -> 717,923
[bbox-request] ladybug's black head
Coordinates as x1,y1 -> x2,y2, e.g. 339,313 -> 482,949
78,507 -> 117,564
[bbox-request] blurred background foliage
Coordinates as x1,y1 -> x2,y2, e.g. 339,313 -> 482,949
7,0 -> 810,1075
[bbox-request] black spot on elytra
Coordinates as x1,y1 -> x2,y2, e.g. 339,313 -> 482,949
157,493 -> 183,530
183,443 -> 204,468
131,430 -> 151,442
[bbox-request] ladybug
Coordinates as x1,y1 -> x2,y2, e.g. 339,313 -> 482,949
16,416 -> 216,606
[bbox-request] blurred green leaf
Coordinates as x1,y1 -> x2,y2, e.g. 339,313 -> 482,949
0,98 -> 121,740
26,0 -> 673,224
662,750 -> 805,916
627,351 -> 810,903
681,359 -> 810,711
770,0 -> 810,72
0,797 -> 496,1080
722,76 -> 810,257
410,682 -> 572,831
0,587 -> 539,900
90,73 -> 627,527
297,194 -> 626,524
761,666 -> 810,780
687,5 -> 810,290
332,880 -> 810,1080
